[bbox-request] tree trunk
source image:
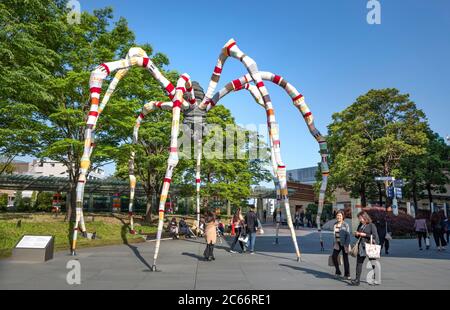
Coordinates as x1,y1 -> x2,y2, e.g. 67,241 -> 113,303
145,192 -> 153,223
412,181 -> 419,215
360,182 -> 367,207
426,183 -> 433,205
65,184 -> 77,222
378,183 -> 383,207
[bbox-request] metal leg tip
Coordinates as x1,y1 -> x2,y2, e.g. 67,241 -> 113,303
71,250 -> 77,256
150,265 -> 157,272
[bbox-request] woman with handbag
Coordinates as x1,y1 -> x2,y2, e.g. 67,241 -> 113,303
330,210 -> 351,280
350,211 -> 380,286
229,208 -> 246,254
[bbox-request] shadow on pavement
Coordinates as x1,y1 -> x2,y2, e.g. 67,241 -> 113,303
279,263 -> 348,283
223,228 -> 450,261
181,252 -> 205,261
114,215 -> 153,271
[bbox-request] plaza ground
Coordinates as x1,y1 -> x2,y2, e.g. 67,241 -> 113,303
0,224 -> 449,290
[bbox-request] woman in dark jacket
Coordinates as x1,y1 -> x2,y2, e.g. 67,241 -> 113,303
350,211 -> 380,286
375,215 -> 391,255
431,211 -> 447,251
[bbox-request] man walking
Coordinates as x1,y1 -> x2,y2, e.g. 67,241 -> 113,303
245,206 -> 259,254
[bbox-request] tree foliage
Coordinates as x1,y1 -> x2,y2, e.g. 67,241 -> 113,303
327,88 -> 429,206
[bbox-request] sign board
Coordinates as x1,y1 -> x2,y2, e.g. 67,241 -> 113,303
375,176 -> 395,181
387,186 -> 395,199
12,235 -> 54,262
395,187 -> 403,199
394,179 -> 404,187
16,235 -> 53,249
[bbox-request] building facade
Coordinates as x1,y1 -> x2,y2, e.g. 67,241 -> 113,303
0,159 -> 107,207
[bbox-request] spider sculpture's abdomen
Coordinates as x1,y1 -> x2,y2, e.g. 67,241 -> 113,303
183,81 -> 207,127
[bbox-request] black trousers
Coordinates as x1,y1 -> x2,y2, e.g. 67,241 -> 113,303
416,231 -> 427,248
433,229 -> 447,247
203,242 -> 215,259
379,235 -> 390,253
332,244 -> 349,277
230,227 -> 245,251
355,255 -> 376,282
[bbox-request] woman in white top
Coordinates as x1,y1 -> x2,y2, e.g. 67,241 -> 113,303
331,210 -> 351,279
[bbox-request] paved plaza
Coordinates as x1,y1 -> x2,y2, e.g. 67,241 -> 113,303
1,224 -> 449,290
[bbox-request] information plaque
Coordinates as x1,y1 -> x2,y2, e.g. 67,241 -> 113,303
12,235 -> 55,262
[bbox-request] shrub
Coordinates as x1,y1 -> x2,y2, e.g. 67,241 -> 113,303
0,193 -> 8,211
35,192 -> 53,212
364,207 -> 415,236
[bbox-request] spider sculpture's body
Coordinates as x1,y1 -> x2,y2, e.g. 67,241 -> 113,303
73,39 -> 329,271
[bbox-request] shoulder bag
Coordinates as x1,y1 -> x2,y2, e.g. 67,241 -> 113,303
365,235 -> 381,259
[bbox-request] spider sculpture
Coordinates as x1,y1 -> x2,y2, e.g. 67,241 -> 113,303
73,39 -> 330,271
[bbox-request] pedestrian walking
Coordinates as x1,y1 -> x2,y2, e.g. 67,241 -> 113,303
245,206 -> 259,254
294,210 -> 301,230
330,210 -> 351,280
431,211 -> 447,251
414,215 -> 429,250
443,213 -> 450,244
375,215 -> 391,255
350,211 -> 380,286
306,212 -> 312,228
203,211 -> 217,261
229,208 -> 246,253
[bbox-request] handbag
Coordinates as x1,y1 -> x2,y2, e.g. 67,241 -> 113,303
385,232 -> 392,241
425,235 -> 430,248
238,233 -> 248,243
350,238 -> 361,257
365,235 -> 381,259
385,224 -> 392,240
256,218 -> 264,234
328,255 -> 343,266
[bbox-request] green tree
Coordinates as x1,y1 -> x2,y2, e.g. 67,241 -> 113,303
113,89 -> 179,222
0,1 -> 175,220
327,89 -> 429,207
179,106 -> 272,211
401,129 -> 450,211
0,0 -> 59,174
421,131 -> 450,204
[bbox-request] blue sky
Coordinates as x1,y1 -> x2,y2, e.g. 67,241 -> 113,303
76,0 -> 450,176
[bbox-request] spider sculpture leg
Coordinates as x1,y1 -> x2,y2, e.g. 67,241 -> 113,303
129,101 -> 174,234
151,74 -> 193,271
74,48 -> 176,255
215,71 -> 330,248
198,39 -> 300,260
